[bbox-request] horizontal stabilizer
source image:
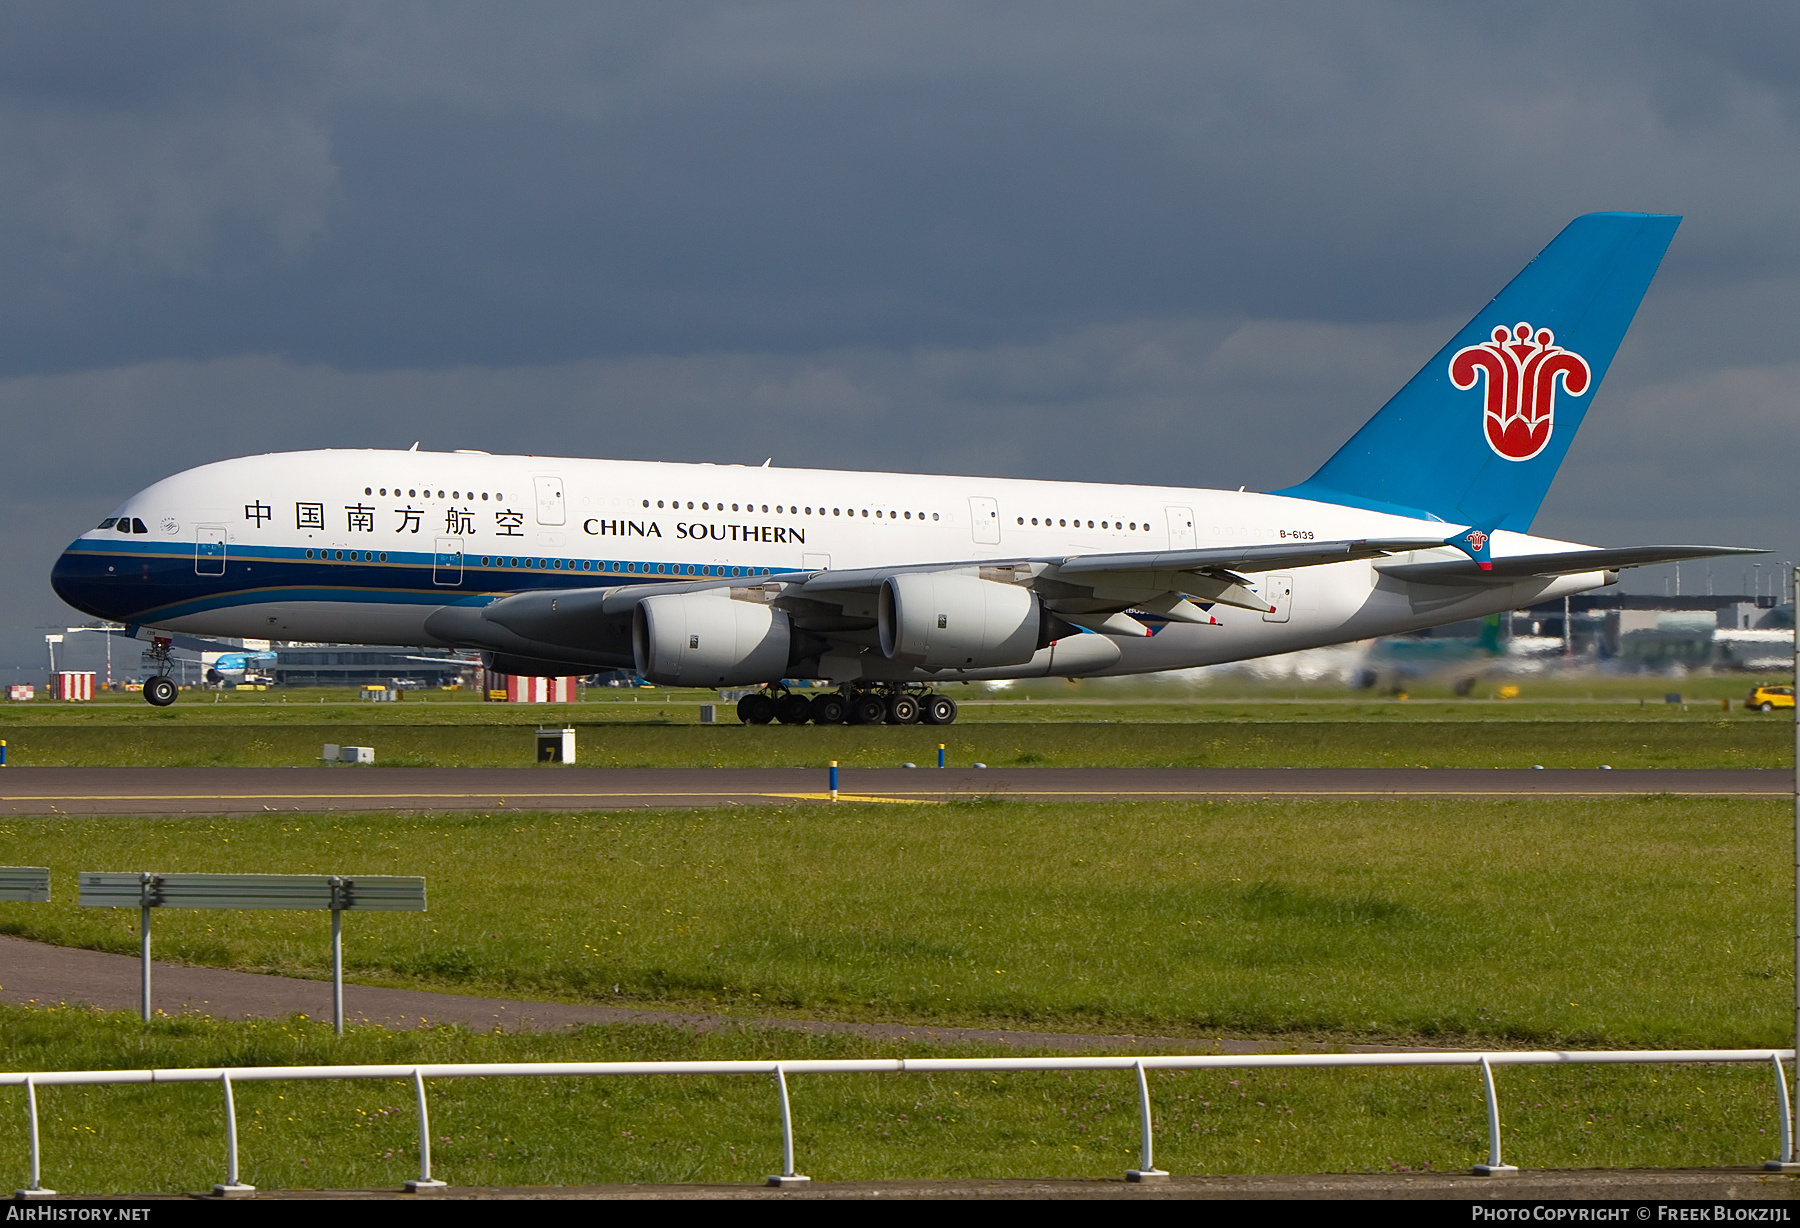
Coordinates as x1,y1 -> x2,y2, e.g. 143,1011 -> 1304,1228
1377,544 -> 1763,585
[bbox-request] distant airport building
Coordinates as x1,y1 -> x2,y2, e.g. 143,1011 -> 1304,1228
260,646 -> 473,689
1393,593 -> 1792,672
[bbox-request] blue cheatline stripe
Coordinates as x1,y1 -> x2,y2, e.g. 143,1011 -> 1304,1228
68,539 -> 795,578
60,543 -> 802,623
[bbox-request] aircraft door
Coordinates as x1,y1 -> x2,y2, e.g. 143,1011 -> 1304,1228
533,476 -> 566,526
969,497 -> 1001,545
1165,506 -> 1196,550
1262,574 -> 1293,623
433,537 -> 465,586
195,525 -> 226,576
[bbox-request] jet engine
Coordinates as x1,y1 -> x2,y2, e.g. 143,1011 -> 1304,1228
878,572 -> 1041,669
632,592 -> 792,686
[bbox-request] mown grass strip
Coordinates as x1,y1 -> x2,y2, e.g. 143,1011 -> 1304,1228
0,717 -> 1781,768
0,797 -> 1786,1049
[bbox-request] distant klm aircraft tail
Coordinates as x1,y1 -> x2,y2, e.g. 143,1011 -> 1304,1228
1274,212 -> 1680,532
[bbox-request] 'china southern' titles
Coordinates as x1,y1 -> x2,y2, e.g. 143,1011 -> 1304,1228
583,519 -> 805,544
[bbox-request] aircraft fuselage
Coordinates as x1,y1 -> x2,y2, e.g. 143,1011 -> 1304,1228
52,448 -> 1608,680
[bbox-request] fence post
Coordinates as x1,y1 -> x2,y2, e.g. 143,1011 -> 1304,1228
404,1068 -> 446,1192
140,873 -> 155,1022
1766,1053 -> 1800,1171
212,1072 -> 255,1196
1471,1055 -> 1517,1175
13,1077 -> 53,1198
330,877 -> 345,1037
1126,1060 -> 1169,1182
765,1063 -> 811,1186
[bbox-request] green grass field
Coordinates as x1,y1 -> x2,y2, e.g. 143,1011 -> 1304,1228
2,681 -> 1794,1190
0,692 -> 1785,768
1,797 -> 1786,1049
0,717 -> 1782,768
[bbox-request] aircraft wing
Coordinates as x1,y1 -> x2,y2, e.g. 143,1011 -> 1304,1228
439,535 -> 1446,661
1048,537 -> 1448,576
428,535 -> 1760,669
1375,544 -> 1764,586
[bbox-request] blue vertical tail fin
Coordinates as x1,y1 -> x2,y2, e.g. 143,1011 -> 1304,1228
1273,212 -> 1679,531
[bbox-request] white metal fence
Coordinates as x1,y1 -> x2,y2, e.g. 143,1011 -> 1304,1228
5,1048 -> 1795,1195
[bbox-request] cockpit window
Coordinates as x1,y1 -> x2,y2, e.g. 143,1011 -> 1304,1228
97,518 -> 117,530
131,518 -> 149,534
115,520 -> 132,534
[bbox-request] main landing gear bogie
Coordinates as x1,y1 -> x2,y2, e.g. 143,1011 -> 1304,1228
736,693 -> 776,724
734,687 -> 957,726
884,693 -> 921,725
776,694 -> 814,725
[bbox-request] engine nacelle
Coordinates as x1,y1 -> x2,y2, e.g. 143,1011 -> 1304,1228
878,572 -> 1040,669
632,593 -> 791,686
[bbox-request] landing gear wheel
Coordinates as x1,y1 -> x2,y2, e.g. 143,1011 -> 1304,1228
737,694 -> 776,724
775,694 -> 814,725
885,693 -> 921,725
850,693 -> 888,726
144,676 -> 178,707
920,695 -> 958,725
811,694 -> 847,725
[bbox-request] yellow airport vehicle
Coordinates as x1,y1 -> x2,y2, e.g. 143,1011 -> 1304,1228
1746,685 -> 1794,713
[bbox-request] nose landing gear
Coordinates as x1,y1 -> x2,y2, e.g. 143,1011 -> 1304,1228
142,636 -> 179,706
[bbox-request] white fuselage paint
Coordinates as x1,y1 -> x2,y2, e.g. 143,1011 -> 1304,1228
76,448 -> 1607,678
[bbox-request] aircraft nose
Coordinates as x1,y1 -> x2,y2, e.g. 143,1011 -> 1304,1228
51,537 -> 138,623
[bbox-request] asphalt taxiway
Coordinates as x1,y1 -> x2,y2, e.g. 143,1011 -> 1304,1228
0,765 -> 1781,815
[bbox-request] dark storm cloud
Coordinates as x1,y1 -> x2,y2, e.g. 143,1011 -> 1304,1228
5,1 -> 1800,664
4,1 -> 1799,370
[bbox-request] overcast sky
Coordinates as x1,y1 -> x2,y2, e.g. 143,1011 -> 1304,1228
10,1 -> 1799,674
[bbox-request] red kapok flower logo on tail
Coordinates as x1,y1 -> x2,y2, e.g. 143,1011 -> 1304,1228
1449,322 -> 1591,462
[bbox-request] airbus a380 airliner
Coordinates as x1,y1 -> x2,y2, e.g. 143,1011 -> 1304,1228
52,213 -> 1756,723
